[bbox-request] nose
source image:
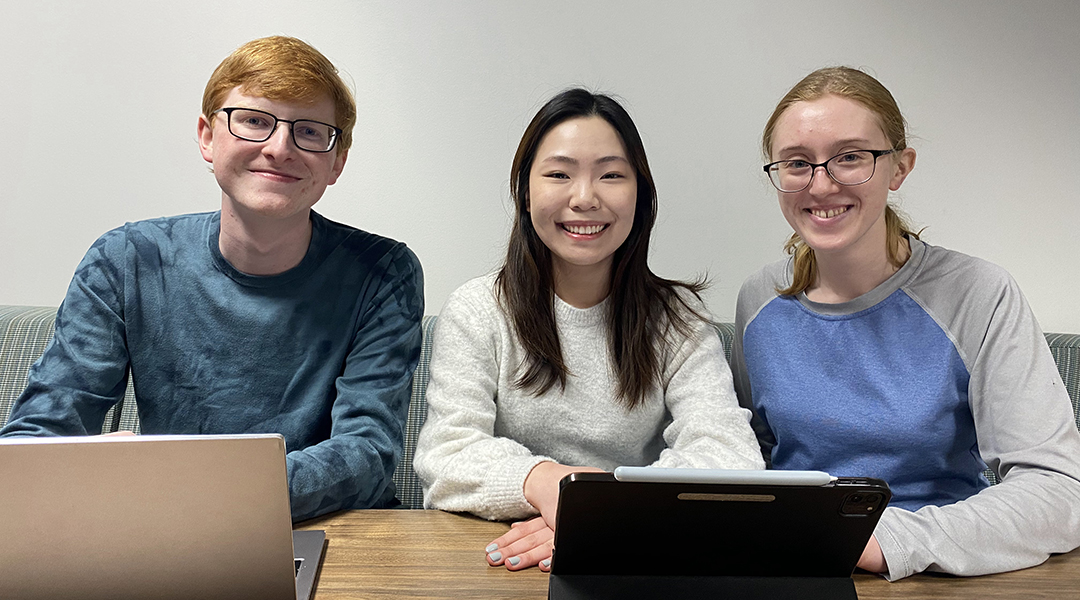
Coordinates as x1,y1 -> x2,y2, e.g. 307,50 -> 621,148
262,121 -> 296,157
568,179 -> 599,210
807,165 -> 839,196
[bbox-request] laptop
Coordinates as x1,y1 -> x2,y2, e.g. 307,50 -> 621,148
0,434 -> 325,600
548,468 -> 891,600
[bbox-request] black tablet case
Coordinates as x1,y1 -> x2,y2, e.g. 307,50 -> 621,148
548,472 -> 890,600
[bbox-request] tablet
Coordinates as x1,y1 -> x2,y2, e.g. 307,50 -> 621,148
549,469 -> 890,600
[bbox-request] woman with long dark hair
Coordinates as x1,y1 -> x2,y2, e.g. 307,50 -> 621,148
415,88 -> 763,571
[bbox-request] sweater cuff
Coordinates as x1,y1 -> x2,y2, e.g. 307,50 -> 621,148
874,518 -> 914,581
483,454 -> 554,520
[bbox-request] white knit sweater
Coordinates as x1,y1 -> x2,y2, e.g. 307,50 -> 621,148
414,274 -> 765,520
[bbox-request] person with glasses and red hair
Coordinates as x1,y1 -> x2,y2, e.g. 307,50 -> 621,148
732,66 -> 1080,580
1,37 -> 424,523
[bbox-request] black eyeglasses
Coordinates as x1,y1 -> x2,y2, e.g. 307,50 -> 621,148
763,149 -> 895,193
213,107 -> 342,153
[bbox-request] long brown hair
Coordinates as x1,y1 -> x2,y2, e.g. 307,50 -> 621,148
496,88 -> 706,409
762,67 -> 920,296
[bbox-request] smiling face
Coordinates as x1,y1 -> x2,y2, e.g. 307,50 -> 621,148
769,94 -> 914,263
527,116 -> 637,288
198,87 -> 347,226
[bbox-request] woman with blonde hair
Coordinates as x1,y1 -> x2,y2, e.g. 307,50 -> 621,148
732,66 -> 1080,580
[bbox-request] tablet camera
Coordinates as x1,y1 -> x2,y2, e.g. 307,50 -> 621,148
840,492 -> 886,516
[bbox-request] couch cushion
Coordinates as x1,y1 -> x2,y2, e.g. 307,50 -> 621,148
392,315 -> 438,509
0,306 -> 58,425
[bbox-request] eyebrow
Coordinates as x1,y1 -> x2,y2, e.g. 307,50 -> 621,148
775,138 -> 875,157
540,155 -> 629,166
232,106 -> 337,126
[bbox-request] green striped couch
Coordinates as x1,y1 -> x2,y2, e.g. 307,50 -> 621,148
3,306 -> 1079,509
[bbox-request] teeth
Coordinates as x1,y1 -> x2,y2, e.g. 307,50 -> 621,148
810,207 -> 848,218
563,224 -> 606,235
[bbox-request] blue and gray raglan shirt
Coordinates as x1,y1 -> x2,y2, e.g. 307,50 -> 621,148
1,210 -> 424,522
732,238 -> 1080,580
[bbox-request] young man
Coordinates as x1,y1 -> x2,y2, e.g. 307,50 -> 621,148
0,37 -> 424,522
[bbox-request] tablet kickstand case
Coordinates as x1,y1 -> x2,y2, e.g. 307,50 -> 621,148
548,472 -> 891,600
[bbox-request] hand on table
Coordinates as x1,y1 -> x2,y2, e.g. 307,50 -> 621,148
485,517 -> 554,571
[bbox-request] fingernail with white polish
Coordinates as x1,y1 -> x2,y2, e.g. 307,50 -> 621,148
541,559 -> 551,568
507,557 -> 521,567
485,543 -> 498,553
488,551 -> 502,562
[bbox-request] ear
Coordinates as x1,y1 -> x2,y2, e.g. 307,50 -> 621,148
326,149 -> 348,186
197,114 -> 215,164
888,147 -> 916,191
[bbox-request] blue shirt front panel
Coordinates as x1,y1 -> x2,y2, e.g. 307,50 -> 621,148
125,213 -> 355,443
743,288 -> 988,511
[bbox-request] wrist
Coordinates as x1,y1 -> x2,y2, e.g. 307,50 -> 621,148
858,535 -> 888,574
523,461 -> 560,506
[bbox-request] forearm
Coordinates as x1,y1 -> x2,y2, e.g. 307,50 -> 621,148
286,341 -> 416,521
417,428 -> 553,520
286,434 -> 399,521
655,320 -> 767,471
655,408 -> 766,470
875,468 -> 1080,580
2,382 -> 116,436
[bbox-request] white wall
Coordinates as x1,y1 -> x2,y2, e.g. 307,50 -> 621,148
2,1 -> 1078,332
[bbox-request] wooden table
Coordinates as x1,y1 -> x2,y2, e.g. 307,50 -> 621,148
297,510 -> 1080,599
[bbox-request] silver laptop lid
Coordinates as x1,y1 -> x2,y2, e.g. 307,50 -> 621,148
0,434 -> 297,600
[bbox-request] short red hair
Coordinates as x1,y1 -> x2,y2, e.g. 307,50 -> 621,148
202,36 -> 355,155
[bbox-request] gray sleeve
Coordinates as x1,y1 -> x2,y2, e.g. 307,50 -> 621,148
412,279 -> 551,520
731,262 -> 789,466
654,314 -> 766,471
875,252 -> 1080,580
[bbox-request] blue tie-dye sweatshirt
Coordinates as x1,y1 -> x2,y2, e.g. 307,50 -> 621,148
1,210 -> 424,521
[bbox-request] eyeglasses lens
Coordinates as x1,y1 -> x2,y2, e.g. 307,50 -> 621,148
826,151 -> 876,185
290,121 -> 335,152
